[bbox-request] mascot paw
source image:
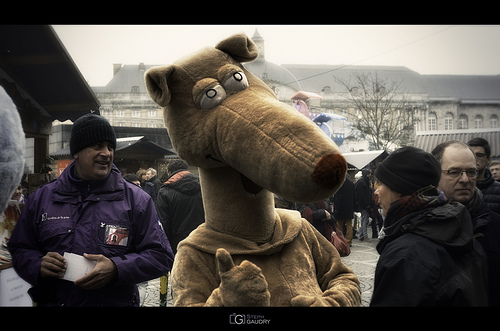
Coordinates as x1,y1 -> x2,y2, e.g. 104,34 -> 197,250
215,248 -> 270,306
291,295 -> 335,307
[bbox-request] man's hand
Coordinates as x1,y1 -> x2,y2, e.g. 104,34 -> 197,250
74,253 -> 117,290
40,252 -> 66,278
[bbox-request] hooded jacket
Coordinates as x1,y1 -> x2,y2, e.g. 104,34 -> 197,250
476,168 -> 500,215
8,161 -> 174,306
156,170 -> 205,254
371,187 -> 488,306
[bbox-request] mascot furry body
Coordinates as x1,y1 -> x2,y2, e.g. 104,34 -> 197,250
145,34 -> 360,306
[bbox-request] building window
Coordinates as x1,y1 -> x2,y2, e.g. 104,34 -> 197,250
458,114 -> 468,129
132,110 -> 141,117
444,113 -> 454,130
475,115 -> 483,129
131,86 -> 140,93
491,115 -> 498,128
148,110 -> 157,117
116,110 -> 125,117
428,113 -> 437,131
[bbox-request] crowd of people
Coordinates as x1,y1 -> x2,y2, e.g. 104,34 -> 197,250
277,137 -> 500,306
3,113 -> 500,307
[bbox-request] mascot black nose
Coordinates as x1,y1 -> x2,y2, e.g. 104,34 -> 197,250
312,154 -> 347,190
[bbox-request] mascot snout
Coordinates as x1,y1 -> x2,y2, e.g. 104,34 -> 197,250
214,85 -> 347,203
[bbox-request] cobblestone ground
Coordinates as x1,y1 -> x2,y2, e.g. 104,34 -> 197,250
341,238 -> 380,307
140,234 -> 380,307
140,276 -> 173,307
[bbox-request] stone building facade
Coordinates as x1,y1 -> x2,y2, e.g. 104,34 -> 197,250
85,30 -> 500,155
92,62 -> 165,128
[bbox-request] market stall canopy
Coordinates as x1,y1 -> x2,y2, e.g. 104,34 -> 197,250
0,25 -> 100,121
415,128 -> 500,158
343,150 -> 387,169
50,136 -> 177,160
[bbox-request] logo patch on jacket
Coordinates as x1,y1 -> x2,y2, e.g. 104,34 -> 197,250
104,224 -> 129,246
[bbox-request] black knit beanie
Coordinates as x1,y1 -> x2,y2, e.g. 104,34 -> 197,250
70,113 -> 116,156
374,146 -> 441,196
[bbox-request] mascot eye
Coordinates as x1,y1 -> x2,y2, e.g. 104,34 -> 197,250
223,71 -> 249,91
199,84 -> 226,109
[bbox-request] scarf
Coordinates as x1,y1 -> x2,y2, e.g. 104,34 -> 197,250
384,185 -> 447,228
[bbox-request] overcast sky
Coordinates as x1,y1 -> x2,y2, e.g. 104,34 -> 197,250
52,25 -> 500,87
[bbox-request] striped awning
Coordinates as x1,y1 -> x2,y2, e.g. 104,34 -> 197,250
414,128 -> 500,158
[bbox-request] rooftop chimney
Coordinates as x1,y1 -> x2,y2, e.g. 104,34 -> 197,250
113,63 -> 122,76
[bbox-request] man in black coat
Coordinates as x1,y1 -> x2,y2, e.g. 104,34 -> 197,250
156,160 -> 205,254
433,140 -> 500,306
333,173 -> 355,246
468,137 -> 500,214
355,169 -> 373,242
146,167 -> 163,197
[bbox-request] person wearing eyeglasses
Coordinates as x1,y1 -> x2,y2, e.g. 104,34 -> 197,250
370,146 -> 488,306
467,137 -> 500,215
432,140 -> 500,306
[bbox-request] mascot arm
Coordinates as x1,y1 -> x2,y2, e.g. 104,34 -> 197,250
206,248 -> 270,307
291,223 -> 361,307
172,247 -> 270,307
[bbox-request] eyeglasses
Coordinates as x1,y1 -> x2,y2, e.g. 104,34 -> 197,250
441,169 -> 478,178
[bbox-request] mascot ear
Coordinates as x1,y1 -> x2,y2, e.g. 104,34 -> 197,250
215,33 -> 259,63
145,66 -> 174,107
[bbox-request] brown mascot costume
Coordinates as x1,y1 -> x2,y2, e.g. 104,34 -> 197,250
145,33 -> 361,307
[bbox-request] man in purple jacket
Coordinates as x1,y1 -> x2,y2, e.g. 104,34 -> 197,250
8,114 -> 174,306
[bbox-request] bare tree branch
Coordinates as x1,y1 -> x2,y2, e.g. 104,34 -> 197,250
334,72 -> 420,151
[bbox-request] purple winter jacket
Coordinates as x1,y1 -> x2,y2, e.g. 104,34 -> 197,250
8,161 -> 174,306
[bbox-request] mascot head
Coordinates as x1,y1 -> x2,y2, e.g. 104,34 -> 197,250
145,33 -> 346,203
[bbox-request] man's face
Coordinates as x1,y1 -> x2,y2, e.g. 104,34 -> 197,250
146,171 -> 153,180
469,146 -> 491,173
491,163 -> 500,181
74,142 -> 114,181
438,144 -> 477,204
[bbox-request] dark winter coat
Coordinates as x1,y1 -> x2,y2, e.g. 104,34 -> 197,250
477,168 -> 500,215
371,187 -> 488,306
333,176 -> 355,220
8,161 -> 174,306
147,175 -> 163,196
142,181 -> 156,202
156,171 -> 205,254
466,188 -> 500,306
355,175 -> 372,212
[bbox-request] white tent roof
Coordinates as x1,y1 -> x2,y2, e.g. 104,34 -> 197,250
342,150 -> 386,169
